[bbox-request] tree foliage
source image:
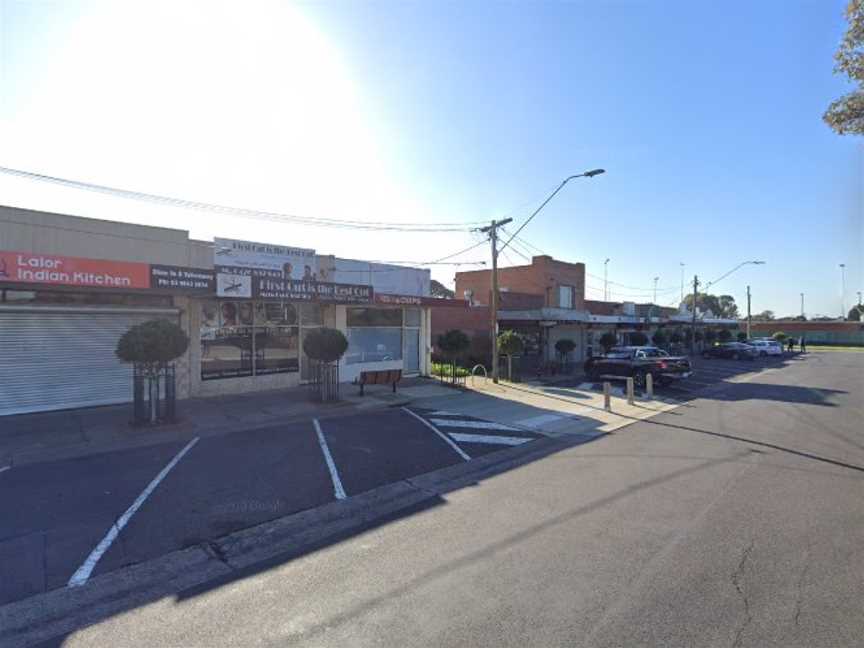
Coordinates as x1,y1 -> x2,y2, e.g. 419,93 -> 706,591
555,338 -> 576,356
683,292 -> 739,319
670,330 -> 684,344
737,331 -> 749,342
825,1 -> 864,134
430,279 -> 455,299
753,310 -> 775,321
437,329 -> 471,359
599,332 -> 617,352
497,330 -> 524,356
302,327 -> 348,363
848,305 -> 863,321
773,331 -> 788,342
717,328 -> 733,342
116,319 -> 189,377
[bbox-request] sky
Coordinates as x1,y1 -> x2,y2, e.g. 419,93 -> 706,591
0,0 -> 861,318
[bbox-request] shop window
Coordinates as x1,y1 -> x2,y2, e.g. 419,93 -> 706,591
405,308 -> 421,327
347,307 -> 403,327
300,302 -> 323,326
254,327 -> 299,374
558,285 -> 573,309
200,301 -> 253,380
346,328 -> 402,364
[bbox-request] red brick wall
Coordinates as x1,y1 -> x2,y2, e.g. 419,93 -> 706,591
455,255 -> 585,310
430,303 -> 491,342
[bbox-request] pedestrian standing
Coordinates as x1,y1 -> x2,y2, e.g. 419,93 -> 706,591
787,337 -> 794,353
801,336 -> 807,353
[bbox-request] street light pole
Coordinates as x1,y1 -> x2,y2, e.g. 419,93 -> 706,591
840,263 -> 846,317
690,275 -> 699,355
800,292 -> 805,319
746,285 -> 752,339
604,258 -> 610,301
486,168 -> 605,382
653,276 -> 659,304
680,262 -> 685,304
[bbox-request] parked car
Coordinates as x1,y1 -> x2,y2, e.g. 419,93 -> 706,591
747,339 -> 783,356
702,342 -> 758,361
584,346 -> 692,388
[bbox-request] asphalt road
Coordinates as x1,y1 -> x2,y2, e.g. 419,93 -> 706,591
34,350 -> 864,647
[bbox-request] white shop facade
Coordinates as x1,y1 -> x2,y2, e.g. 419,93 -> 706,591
0,207 -> 432,416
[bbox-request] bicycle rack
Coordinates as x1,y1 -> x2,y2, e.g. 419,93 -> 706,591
470,364 -> 488,388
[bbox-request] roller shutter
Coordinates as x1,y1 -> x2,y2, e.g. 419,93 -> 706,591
0,308 -> 179,416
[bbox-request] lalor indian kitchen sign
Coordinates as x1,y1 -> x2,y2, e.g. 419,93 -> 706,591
0,250 -> 215,293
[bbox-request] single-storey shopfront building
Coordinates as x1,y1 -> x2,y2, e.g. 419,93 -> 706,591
0,205 -> 433,416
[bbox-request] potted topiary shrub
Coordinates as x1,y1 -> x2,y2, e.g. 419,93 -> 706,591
555,338 -> 576,371
498,330 -> 524,382
630,331 -> 648,346
737,331 -> 748,342
302,327 -> 348,402
116,319 -> 189,425
651,329 -> 667,348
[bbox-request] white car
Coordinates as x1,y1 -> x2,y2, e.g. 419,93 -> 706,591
748,339 -> 783,356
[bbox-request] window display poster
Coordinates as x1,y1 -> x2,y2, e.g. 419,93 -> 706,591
214,238 -> 317,280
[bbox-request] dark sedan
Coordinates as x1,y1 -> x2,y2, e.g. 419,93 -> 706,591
702,342 -> 758,361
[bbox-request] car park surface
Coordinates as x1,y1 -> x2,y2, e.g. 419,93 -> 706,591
0,406 -> 545,607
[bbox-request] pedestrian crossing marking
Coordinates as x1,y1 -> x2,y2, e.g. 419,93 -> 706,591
447,432 -> 532,446
428,418 -> 521,432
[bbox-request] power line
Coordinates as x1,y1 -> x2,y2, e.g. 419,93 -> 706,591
0,166 -> 483,232
429,239 -> 488,264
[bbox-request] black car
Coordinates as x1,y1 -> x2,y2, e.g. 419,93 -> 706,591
702,342 -> 758,360
583,346 -> 693,388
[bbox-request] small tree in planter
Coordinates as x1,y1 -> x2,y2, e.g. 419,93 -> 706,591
436,329 -> 470,384
772,331 -> 787,343
717,328 -> 733,343
555,338 -> 576,370
303,327 -> 348,402
599,332 -> 617,354
116,319 -> 189,424
704,328 -> 717,346
498,330 -> 524,381
737,331 -> 748,342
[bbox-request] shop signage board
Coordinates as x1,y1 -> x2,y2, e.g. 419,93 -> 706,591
255,277 -> 373,304
0,251 -> 151,289
214,238 -> 317,280
150,264 -> 215,293
0,250 -> 215,294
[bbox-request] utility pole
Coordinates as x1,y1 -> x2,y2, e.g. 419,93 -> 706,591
680,262 -> 685,304
800,292 -> 805,319
746,285 -> 752,339
653,276 -> 659,304
858,291 -> 862,307
690,275 -> 699,355
479,217 -> 513,383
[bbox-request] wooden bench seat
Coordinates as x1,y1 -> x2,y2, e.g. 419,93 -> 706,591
358,369 -> 402,395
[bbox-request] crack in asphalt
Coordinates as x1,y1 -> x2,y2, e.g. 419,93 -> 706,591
731,539 -> 755,648
793,544 -> 811,626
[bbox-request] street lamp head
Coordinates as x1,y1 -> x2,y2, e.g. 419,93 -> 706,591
583,168 -> 605,178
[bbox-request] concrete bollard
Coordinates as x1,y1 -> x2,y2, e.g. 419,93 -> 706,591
603,381 -> 611,411
645,372 -> 653,400
626,377 -> 635,405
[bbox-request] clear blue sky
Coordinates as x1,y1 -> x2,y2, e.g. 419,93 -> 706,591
0,0 -> 860,317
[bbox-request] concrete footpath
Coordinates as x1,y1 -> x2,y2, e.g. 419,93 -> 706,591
0,378 -> 456,468
415,376 -> 681,439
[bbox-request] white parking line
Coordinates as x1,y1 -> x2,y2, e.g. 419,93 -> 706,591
448,433 -> 532,446
402,407 -> 471,461
428,418 -> 521,432
0,465 -> 10,474
313,419 -> 346,501
68,436 -> 199,588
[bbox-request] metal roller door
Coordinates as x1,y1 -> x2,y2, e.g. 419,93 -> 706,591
0,308 -> 179,416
